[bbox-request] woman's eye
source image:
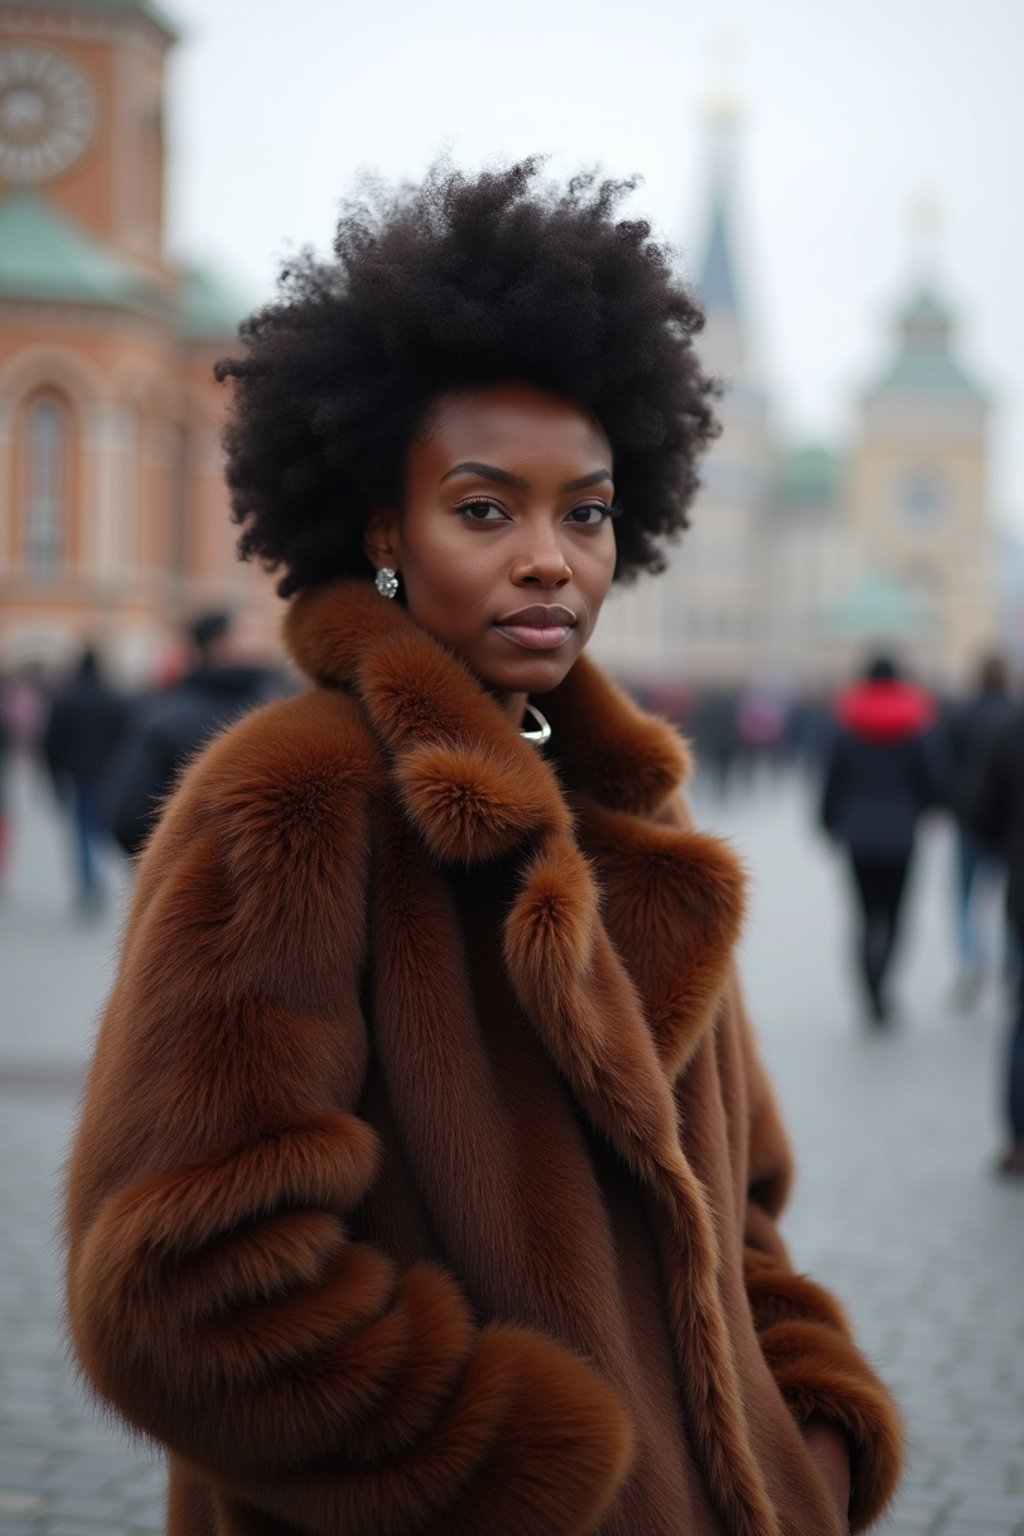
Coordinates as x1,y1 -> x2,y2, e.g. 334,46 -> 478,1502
566,504 -> 610,526
459,499 -> 507,523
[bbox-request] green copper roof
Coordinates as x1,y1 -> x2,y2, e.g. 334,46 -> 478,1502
16,0 -> 179,41
0,191 -> 159,308
865,283 -> 986,402
817,569 -> 934,639
177,264 -> 250,341
776,444 -> 843,511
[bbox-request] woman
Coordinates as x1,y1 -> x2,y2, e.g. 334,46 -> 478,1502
821,656 -> 939,1023
65,162 -> 901,1535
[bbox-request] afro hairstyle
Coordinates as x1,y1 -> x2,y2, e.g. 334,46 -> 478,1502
215,158 -> 720,597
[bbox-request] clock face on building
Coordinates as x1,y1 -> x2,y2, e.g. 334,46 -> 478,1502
0,46 -> 95,183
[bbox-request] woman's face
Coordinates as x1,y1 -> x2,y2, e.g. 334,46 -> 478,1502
365,382 -> 617,713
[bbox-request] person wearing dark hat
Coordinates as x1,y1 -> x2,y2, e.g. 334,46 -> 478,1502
104,610 -> 289,855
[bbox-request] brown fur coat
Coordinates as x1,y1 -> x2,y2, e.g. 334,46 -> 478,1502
65,580 -> 902,1535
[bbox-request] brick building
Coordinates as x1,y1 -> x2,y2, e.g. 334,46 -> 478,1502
0,0 -> 271,679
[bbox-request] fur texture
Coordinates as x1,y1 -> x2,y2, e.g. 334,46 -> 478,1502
65,580 -> 902,1534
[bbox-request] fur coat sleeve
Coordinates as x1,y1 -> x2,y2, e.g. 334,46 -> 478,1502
657,796 -> 902,1533
64,691 -> 632,1536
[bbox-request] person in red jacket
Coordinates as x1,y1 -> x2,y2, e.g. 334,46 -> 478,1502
821,656 -> 941,1023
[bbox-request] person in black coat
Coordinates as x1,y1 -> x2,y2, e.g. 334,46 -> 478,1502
943,655 -> 1017,1005
43,648 -> 128,910
821,656 -> 940,1023
0,701 -> 9,892
966,700 -> 1024,1176
104,611 -> 290,856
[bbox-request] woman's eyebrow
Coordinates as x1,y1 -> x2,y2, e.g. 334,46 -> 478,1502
439,461 -> 612,492
562,469 -> 613,492
440,461 -> 527,488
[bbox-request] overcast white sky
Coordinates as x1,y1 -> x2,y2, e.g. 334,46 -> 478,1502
163,0 -> 1023,535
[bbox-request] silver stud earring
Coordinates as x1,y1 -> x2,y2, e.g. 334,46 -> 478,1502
375,566 -> 399,600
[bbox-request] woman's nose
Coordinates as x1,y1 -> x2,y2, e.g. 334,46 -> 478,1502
511,533 -> 572,587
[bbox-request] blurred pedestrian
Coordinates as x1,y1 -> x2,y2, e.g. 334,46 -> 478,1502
693,684 -> 739,796
0,697 -> 9,891
42,647 -> 127,912
4,662 -> 50,758
736,678 -> 788,784
965,699 -> 1024,1177
104,609 -> 290,855
943,654 -> 1017,1007
821,655 -> 940,1023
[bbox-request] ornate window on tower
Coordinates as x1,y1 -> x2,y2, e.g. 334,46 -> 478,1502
0,46 -> 95,183
894,467 -> 948,528
23,391 -> 70,575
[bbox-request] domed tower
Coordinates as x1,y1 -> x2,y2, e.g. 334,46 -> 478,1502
848,278 -> 993,683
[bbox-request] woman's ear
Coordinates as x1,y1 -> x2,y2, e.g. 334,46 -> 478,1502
363,507 -> 400,572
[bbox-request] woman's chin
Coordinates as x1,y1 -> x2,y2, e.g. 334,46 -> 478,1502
476,654 -> 580,700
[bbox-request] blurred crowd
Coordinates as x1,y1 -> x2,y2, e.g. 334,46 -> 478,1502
643,654 -> 1024,1177
1,637 -> 1022,1176
0,611 -> 292,912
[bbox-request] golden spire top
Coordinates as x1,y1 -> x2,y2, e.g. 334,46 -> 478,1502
705,29 -> 745,125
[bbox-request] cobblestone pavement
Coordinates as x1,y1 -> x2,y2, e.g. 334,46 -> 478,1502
1,757 -> 1022,1535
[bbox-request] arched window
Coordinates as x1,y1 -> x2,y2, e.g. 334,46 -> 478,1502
167,424 -> 189,578
24,391 -> 70,574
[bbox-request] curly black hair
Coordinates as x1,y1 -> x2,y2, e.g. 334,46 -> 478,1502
215,158 -> 720,597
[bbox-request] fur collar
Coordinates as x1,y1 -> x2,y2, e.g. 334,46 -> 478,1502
285,578 -> 689,855
285,579 -> 745,1078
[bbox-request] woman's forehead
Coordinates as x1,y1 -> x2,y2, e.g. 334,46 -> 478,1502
413,383 -> 612,474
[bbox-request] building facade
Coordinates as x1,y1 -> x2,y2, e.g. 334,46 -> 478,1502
0,0 -> 269,679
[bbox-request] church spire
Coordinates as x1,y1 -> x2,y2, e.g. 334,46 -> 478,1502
697,93 -> 743,319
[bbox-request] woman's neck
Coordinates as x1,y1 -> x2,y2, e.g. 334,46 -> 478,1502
492,689 -> 529,727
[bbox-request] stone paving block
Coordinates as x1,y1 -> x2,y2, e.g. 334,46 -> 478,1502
940,1455 -> 1020,1493
937,1524 -> 1023,1536
40,1490 -> 138,1520
907,1455 -> 953,1489
121,1509 -> 164,1531
873,1519 -> 944,1535
973,1420 -> 1024,1449
895,1486 -> 957,1514
0,1451 -> 49,1483
941,1492 -> 1024,1523
29,1460 -> 123,1495
38,1521 -> 132,1536
0,1491 -> 45,1518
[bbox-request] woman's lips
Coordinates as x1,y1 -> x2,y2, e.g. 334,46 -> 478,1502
493,605 -> 577,651
494,623 -> 574,650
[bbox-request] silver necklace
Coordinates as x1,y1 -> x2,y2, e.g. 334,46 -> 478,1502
520,702 -> 551,747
